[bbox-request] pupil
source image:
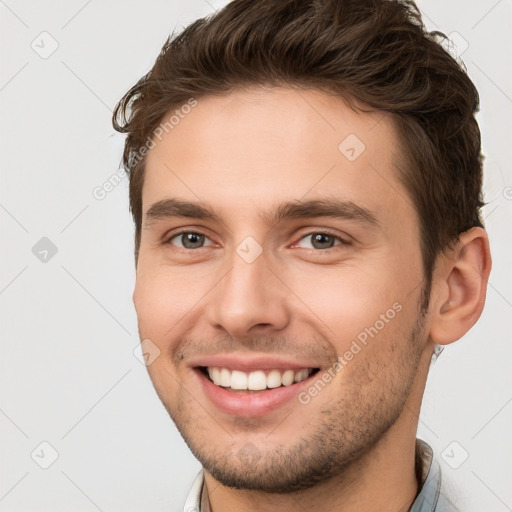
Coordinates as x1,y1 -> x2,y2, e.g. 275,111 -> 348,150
183,233 -> 204,249
312,233 -> 334,249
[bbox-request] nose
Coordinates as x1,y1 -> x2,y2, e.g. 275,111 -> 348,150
205,250 -> 290,339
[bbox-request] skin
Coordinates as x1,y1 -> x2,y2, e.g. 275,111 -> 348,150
133,87 -> 491,512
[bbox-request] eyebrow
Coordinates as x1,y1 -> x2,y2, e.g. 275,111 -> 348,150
144,197 -> 380,228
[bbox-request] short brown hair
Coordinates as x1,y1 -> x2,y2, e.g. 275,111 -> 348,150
113,0 -> 485,291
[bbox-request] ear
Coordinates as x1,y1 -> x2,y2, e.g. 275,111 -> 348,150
429,227 -> 492,345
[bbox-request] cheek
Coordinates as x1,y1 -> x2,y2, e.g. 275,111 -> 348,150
133,275 -> 180,370
134,265 -> 199,332
282,255 -> 421,366
133,265 -> 218,373
133,273 -> 192,405
133,278 -> 167,334
287,265 -> 402,331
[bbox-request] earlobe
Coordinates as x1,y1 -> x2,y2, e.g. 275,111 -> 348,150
429,227 -> 492,345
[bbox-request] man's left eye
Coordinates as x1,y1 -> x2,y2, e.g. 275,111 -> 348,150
297,233 -> 344,250
167,232 -> 213,249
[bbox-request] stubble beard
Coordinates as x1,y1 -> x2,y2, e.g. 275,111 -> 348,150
158,304 -> 428,494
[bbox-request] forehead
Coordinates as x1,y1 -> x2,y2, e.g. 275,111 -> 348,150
142,87 -> 413,226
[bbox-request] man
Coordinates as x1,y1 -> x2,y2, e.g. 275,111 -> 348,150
113,0 -> 491,510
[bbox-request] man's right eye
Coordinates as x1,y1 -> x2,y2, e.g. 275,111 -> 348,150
166,231 -> 213,249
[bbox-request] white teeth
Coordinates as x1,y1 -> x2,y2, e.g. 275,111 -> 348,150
205,366 -> 313,390
294,369 -> 309,382
230,370 -> 248,390
208,367 -> 221,385
267,369 -> 282,388
219,368 -> 231,387
281,369 -> 295,386
247,370 -> 267,390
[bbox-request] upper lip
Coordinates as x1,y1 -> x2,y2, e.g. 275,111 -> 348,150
188,353 -> 321,372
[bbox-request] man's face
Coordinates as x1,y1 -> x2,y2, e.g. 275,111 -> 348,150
134,87 -> 432,492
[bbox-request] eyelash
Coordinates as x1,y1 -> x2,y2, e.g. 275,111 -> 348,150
164,230 -> 350,252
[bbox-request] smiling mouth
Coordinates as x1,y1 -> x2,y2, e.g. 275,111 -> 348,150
199,366 -> 320,393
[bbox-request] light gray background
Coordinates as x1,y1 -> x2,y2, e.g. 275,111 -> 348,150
1,1 -> 511,511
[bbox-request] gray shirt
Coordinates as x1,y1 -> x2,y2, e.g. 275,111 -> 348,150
183,439 -> 458,511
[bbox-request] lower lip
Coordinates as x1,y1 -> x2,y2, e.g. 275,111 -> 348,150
193,368 -> 316,418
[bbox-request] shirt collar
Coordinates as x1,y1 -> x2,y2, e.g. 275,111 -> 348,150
183,439 -> 452,512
